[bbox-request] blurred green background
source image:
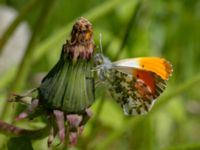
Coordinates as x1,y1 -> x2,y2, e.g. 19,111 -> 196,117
0,0 -> 200,149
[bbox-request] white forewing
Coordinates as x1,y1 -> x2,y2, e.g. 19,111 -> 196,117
112,59 -> 140,76
113,58 -> 140,68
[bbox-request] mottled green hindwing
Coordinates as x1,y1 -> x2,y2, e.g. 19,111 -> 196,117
106,69 -> 166,115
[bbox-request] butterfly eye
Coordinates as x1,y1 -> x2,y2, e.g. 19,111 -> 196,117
94,54 -> 104,65
98,59 -> 103,64
95,59 -> 103,65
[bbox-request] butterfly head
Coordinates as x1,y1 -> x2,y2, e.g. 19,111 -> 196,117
94,53 -> 112,81
93,33 -> 113,81
94,53 -> 104,66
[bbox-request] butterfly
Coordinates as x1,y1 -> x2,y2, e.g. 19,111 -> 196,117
94,37 -> 173,115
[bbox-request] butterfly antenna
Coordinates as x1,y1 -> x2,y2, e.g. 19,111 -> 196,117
99,33 -> 103,54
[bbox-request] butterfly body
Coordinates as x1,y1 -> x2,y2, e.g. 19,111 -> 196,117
94,53 -> 172,115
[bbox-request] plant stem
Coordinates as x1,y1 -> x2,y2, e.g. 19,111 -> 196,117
0,0 -> 40,54
114,0 -> 142,60
152,74 -> 200,112
164,143 -> 200,150
11,0 -> 56,91
0,120 -> 50,139
96,117 -> 143,150
83,95 -> 106,149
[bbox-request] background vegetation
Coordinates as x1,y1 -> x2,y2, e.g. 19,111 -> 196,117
0,0 -> 200,149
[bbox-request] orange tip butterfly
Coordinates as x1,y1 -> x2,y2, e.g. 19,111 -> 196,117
94,34 -> 173,115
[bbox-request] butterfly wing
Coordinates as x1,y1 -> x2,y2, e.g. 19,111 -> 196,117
113,57 -> 173,80
106,57 -> 172,115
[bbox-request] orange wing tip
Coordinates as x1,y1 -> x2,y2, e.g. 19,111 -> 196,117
162,59 -> 173,80
138,57 -> 173,80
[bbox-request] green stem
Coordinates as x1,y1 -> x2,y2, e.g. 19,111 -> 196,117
164,143 -> 200,150
0,120 -> 50,139
96,117 -> 142,150
0,0 -> 40,54
152,74 -> 200,112
1,0 -> 56,121
114,0 -> 142,60
11,0 -> 56,91
83,95 -> 106,149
